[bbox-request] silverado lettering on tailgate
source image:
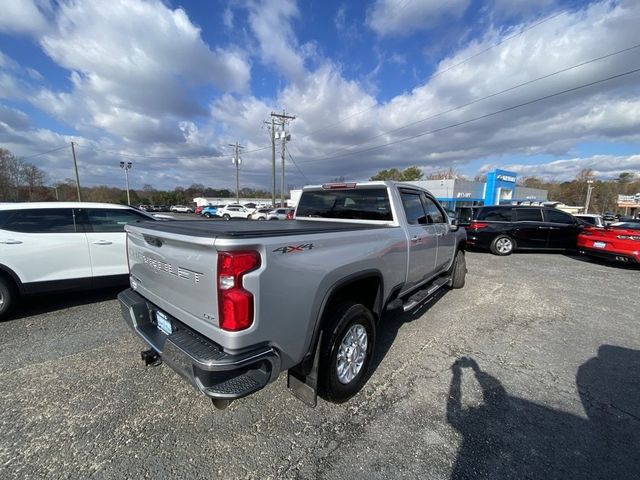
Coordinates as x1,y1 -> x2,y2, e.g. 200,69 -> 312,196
136,252 -> 203,285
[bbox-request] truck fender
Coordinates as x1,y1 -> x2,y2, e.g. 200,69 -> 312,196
294,270 -> 384,377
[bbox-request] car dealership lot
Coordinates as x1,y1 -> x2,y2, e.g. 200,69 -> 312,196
1,252 -> 638,479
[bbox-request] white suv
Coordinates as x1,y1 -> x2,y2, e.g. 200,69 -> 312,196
170,205 -> 193,213
218,204 -> 252,220
0,202 -> 156,317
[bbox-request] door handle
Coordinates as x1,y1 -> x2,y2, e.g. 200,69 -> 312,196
411,236 -> 420,242
92,240 -> 113,245
538,226 -> 550,230
0,239 -> 23,244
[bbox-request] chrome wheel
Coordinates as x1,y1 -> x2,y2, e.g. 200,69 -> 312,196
496,237 -> 513,254
336,323 -> 368,384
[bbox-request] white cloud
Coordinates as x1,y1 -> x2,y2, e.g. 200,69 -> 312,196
366,0 -> 471,37
27,0 -> 251,145
247,0 -> 307,82
0,104 -> 31,130
0,0 -> 49,36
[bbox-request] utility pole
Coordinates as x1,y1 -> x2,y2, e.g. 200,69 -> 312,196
270,110 -> 295,206
119,161 -> 133,205
71,141 -> 82,201
584,179 -> 594,214
229,141 -> 244,203
264,119 -> 277,206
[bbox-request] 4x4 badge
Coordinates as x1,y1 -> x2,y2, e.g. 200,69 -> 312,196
273,243 -> 314,254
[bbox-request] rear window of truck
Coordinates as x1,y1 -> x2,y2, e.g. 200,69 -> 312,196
296,188 -> 393,221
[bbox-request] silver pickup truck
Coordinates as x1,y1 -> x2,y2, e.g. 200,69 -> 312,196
118,181 -> 467,408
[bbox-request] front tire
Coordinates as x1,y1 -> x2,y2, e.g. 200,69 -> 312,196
0,277 -> 16,319
318,301 -> 376,403
449,250 -> 466,288
490,235 -> 515,256
222,214 -> 231,220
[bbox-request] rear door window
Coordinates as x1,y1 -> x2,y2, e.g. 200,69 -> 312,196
1,209 -> 77,233
401,192 -> 427,225
515,208 -> 543,222
545,209 -> 575,224
477,207 -> 512,221
86,208 -> 151,232
421,195 -> 445,223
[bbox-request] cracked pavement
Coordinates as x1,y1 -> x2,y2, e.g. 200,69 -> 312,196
1,252 -> 638,479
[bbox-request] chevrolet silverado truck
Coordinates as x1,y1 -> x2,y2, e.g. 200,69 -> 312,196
118,181 -> 467,409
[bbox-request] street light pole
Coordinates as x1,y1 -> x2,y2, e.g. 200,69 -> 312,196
120,161 -> 132,205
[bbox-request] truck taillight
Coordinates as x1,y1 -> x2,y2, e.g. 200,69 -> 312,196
217,251 -> 261,331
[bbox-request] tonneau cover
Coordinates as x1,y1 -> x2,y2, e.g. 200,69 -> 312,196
129,219 -> 391,239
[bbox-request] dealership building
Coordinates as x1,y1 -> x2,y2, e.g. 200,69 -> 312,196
407,169 -> 548,212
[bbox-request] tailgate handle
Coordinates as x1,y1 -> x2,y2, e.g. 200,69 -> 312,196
144,235 -> 163,247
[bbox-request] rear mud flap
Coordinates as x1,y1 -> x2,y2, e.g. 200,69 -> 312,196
287,331 -> 323,407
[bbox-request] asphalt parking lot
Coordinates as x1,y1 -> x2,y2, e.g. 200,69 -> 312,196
1,252 -> 638,479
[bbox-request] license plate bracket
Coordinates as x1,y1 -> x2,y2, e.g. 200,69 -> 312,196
156,310 -> 173,335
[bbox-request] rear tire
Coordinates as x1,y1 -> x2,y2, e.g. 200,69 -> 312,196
490,235 -> 515,256
204,212 -> 211,218
318,301 -> 376,403
0,277 -> 17,319
449,250 -> 466,289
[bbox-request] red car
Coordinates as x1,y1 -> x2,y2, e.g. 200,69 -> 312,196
577,222 -> 640,264
194,205 -> 205,215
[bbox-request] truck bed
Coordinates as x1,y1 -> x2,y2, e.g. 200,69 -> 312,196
136,219 -> 392,239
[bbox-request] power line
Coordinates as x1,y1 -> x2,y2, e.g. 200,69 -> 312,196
20,145 -> 68,160
74,143 -> 270,160
300,7 -> 570,138
286,150 -> 309,183
430,10 -> 567,82
298,67 -> 640,164
301,43 -> 640,163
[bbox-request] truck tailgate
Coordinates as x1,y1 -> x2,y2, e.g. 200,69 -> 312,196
126,224 -> 220,334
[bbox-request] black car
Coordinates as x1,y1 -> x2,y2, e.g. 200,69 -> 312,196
466,206 -> 583,255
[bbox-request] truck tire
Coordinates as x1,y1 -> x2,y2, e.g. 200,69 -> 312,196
490,235 -> 515,256
318,301 -> 376,403
0,277 -> 16,319
449,250 -> 466,289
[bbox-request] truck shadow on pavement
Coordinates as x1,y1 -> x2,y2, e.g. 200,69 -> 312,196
369,289 -> 448,379
6,287 -> 124,321
446,346 -> 640,480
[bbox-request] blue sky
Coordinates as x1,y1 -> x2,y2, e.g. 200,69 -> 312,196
1,0 -> 639,190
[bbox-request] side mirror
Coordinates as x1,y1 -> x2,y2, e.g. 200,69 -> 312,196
450,218 -> 459,231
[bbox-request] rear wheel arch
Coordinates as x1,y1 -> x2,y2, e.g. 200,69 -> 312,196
0,266 -> 22,318
296,271 -> 384,376
0,265 -> 24,295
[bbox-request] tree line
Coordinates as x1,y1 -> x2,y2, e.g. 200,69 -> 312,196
2,148 -> 638,213
370,165 -> 639,213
